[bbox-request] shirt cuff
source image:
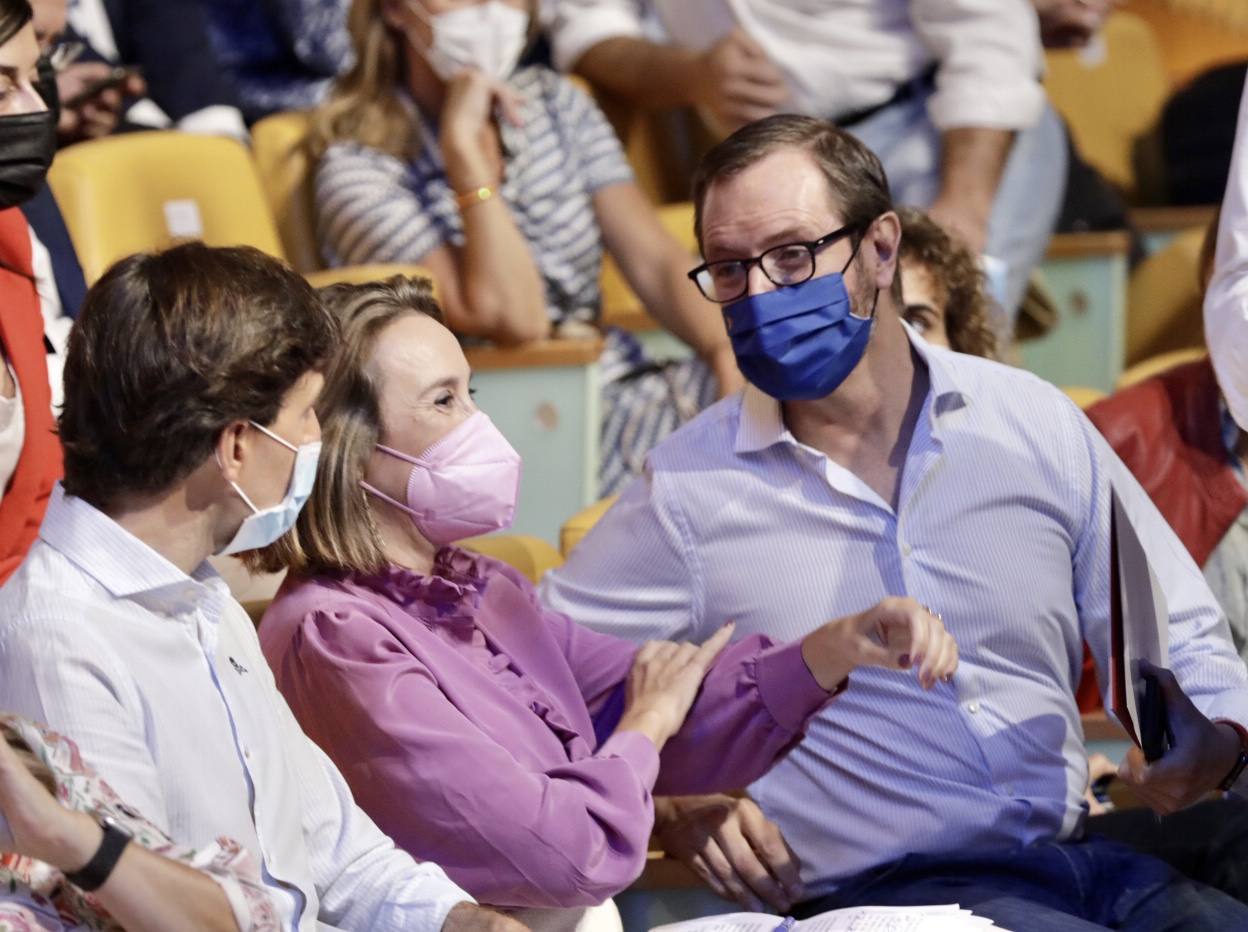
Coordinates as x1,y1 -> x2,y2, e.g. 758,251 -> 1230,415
755,640 -> 842,735
927,79 -> 1045,132
551,7 -> 646,73
597,728 -> 661,791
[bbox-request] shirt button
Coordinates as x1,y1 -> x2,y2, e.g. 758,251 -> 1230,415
243,747 -> 252,760
901,542 -> 913,557
966,701 -> 980,714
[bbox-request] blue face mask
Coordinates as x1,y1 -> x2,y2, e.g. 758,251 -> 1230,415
724,272 -> 875,401
216,421 -> 321,556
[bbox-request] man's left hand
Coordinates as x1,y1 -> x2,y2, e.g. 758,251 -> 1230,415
1117,663 -> 1242,815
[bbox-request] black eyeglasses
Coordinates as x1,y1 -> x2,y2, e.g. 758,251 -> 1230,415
687,224 -> 861,304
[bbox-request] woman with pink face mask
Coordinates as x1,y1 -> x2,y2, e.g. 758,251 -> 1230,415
250,278 -> 959,930
310,0 -> 746,499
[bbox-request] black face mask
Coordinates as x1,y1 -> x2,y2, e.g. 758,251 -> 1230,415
0,57 -> 58,210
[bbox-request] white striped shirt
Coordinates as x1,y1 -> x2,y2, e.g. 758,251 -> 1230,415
314,66 -> 633,326
0,485 -> 472,931
540,329 -> 1248,894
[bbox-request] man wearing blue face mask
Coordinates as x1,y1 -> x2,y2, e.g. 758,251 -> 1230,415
541,114 -> 1248,930
0,242 -> 523,932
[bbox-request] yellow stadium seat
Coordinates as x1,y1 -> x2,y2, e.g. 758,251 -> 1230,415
250,110 -> 440,292
600,202 -> 697,332
251,110 -> 322,275
1044,12 -> 1168,200
48,131 -> 285,284
1125,227 -> 1206,366
1115,347 -> 1208,390
462,534 -> 565,584
560,496 -> 618,558
1061,386 -> 1109,409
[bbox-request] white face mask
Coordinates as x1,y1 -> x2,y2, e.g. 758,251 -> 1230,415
408,0 -> 530,82
216,421 -> 322,556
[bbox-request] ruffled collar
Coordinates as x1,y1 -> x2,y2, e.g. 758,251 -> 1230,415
351,547 -> 489,627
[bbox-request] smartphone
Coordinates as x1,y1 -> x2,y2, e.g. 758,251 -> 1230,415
64,65 -> 140,108
1139,672 -> 1174,763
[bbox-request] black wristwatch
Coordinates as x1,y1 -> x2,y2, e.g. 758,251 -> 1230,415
65,815 -> 132,892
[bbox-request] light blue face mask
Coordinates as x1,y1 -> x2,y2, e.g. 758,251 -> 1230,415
216,421 -> 321,556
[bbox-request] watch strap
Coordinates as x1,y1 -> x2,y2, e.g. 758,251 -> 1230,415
65,816 -> 131,892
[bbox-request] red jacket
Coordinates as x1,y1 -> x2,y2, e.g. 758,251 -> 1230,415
1075,358 -> 1245,711
0,208 -> 61,585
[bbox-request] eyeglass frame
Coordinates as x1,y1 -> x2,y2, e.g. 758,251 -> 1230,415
687,222 -> 866,304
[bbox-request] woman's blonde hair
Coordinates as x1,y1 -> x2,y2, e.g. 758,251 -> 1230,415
310,0 -> 418,160
245,276 -> 444,577
310,0 -> 539,161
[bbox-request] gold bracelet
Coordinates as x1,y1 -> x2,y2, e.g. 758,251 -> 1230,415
454,185 -> 495,211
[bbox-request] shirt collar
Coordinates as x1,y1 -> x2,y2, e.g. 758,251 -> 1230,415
733,320 -> 970,455
38,483 -> 227,612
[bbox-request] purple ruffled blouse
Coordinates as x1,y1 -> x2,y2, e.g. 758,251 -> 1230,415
259,548 -> 834,909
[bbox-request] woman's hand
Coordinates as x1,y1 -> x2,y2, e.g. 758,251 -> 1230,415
0,730 -> 100,872
617,623 -> 736,751
801,597 -> 958,691
440,70 -> 524,190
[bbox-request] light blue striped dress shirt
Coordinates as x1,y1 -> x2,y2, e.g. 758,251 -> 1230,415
540,330 -> 1248,895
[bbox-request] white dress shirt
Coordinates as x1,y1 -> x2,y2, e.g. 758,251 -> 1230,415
550,0 -> 1044,131
541,329 -> 1248,894
1206,77 -> 1248,431
0,485 -> 472,931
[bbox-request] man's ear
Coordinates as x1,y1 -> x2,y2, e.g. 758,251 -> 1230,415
867,211 -> 903,292
215,421 -> 250,484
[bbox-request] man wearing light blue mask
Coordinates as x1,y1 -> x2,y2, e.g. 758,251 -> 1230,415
542,114 -> 1248,931
0,242 -> 521,932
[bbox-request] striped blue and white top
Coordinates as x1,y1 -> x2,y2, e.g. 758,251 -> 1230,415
314,65 -> 633,326
542,326 -> 1248,894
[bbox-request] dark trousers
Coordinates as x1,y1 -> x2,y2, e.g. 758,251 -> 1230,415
1088,797 -> 1248,905
795,833 -> 1248,931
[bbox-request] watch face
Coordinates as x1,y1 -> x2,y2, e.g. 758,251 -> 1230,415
100,815 -> 134,839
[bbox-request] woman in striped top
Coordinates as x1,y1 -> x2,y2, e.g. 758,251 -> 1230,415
310,0 -> 743,496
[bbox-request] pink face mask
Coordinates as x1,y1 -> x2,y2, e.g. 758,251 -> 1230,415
362,410 -> 522,545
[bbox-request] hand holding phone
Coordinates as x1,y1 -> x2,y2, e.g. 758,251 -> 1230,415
64,64 -> 142,109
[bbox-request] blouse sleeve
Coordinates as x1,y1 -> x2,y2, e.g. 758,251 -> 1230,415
502,561 -> 836,795
314,142 -> 450,267
269,602 -> 660,910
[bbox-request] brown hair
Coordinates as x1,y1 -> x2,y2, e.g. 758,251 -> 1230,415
59,243 -> 338,512
692,114 -> 894,247
246,276 -> 444,577
310,0 -> 415,160
0,0 -> 32,47
897,207 -> 1001,360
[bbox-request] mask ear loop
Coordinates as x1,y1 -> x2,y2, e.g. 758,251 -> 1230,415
841,224 -> 881,323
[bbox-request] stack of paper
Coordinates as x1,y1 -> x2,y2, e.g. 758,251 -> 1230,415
652,904 -> 1006,932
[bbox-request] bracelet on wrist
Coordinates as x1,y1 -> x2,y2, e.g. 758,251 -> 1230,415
454,185 -> 495,211
64,815 -> 132,892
